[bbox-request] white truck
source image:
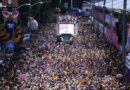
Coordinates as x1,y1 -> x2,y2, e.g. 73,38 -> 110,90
56,16 -> 78,43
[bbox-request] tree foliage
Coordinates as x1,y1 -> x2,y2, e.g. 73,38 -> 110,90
18,0 -> 52,25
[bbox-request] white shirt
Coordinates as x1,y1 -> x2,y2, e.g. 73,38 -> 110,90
27,19 -> 38,30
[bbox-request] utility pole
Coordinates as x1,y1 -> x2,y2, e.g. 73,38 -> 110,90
71,0 -> 73,9
29,0 -> 31,17
90,0 -> 93,31
123,0 -> 127,64
97,1 -> 99,33
38,0 -> 41,25
59,0 -> 62,5
110,0 -> 113,43
103,0 -> 106,34
93,0 -> 96,32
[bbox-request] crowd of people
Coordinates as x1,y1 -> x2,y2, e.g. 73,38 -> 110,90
57,15 -> 78,24
0,17 -> 129,90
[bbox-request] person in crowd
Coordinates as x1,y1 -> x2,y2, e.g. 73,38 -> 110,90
27,17 -> 38,35
0,17 -> 129,90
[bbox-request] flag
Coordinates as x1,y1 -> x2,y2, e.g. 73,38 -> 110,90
13,26 -> 22,43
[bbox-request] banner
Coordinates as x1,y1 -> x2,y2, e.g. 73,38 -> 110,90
110,16 -> 118,28
93,20 -> 98,30
105,14 -> 111,24
125,66 -> 130,83
126,24 -> 130,48
105,14 -> 118,27
111,31 -> 120,50
104,24 -> 120,50
98,12 -> 103,22
99,23 -> 103,33
104,26 -> 111,40
7,40 -> 14,49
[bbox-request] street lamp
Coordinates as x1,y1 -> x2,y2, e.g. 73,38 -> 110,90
17,3 -> 31,9
123,0 -> 127,66
28,1 -> 43,17
38,0 -> 43,25
31,0 -> 51,8
31,1 -> 51,23
29,1 -> 50,14
29,0 -> 31,16
31,1 -> 43,7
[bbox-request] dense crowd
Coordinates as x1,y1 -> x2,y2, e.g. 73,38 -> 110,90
0,17 -> 129,90
57,15 -> 78,23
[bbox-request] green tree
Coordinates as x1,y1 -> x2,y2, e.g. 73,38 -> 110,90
18,0 -> 52,25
